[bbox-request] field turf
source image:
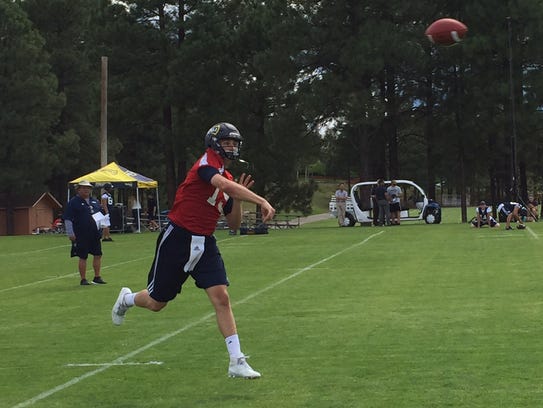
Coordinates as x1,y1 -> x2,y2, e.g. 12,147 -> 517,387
1,210 -> 543,407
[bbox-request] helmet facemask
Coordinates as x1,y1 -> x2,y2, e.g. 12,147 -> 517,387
216,139 -> 242,161
205,123 -> 243,161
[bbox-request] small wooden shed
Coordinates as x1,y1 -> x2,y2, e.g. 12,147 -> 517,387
0,192 -> 63,236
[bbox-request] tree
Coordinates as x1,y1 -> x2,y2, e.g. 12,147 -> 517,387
0,0 -> 65,233
0,1 -> 65,192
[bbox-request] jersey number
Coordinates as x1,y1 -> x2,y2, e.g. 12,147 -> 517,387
207,188 -> 229,214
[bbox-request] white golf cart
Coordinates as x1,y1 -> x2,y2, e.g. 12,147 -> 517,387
329,179 -> 441,226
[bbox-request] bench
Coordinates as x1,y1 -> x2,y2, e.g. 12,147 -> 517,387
235,212 -> 302,232
268,214 -> 301,229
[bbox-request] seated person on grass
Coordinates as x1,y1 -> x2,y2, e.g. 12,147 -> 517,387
526,196 -> 539,222
471,201 -> 499,228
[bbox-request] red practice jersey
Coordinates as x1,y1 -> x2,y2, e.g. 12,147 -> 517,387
168,148 -> 233,235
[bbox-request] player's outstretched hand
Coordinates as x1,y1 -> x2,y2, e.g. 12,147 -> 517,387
261,201 -> 276,223
238,173 -> 255,190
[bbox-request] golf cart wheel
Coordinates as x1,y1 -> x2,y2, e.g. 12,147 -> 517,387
345,212 -> 356,227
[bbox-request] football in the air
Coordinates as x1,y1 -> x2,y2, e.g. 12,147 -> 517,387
425,18 -> 468,46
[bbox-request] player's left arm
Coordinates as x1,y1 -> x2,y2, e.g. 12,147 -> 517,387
211,172 -> 275,222
224,174 -> 255,230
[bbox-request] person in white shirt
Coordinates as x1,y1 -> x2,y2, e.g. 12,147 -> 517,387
471,201 -> 499,228
386,180 -> 402,225
100,183 -> 114,241
334,183 -> 348,227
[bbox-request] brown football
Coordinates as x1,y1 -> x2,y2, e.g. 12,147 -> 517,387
425,18 -> 468,46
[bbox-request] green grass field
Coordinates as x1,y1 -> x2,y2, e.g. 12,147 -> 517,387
2,211 -> 543,407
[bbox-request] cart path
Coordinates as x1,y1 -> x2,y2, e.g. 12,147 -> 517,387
298,213 -> 331,225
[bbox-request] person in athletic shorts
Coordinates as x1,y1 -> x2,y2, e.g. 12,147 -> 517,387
63,180 -> 107,285
100,183 -> 114,241
387,180 -> 402,225
470,201 -> 499,228
497,201 -> 526,230
111,122 -> 275,379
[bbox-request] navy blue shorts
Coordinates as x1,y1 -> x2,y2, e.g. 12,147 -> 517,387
71,234 -> 102,259
389,202 -> 401,212
147,223 -> 229,302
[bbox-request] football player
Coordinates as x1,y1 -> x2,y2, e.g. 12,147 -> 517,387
112,123 -> 275,379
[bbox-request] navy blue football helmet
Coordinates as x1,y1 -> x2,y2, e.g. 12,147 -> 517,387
205,122 -> 243,160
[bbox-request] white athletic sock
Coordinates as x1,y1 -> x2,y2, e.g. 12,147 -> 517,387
225,334 -> 244,359
124,292 -> 136,307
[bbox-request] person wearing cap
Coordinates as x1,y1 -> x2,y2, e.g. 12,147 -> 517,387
63,180 -> 107,285
100,183 -> 114,242
471,201 -> 499,228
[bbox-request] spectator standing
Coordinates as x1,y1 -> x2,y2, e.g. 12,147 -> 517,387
335,183 -> 348,227
147,193 -> 160,231
370,184 -> 379,226
372,179 -> 390,226
129,195 -> 142,231
63,180 -> 107,286
111,122 -> 275,379
100,183 -> 114,241
387,180 -> 402,225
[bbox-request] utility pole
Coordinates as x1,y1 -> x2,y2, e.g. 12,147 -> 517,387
100,56 -> 108,167
506,17 -> 518,199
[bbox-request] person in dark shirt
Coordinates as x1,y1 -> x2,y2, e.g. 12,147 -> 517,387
63,180 -> 107,286
146,194 -> 160,231
497,201 -> 526,230
372,179 -> 391,226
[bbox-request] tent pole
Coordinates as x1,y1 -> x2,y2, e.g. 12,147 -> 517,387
155,188 -> 161,230
136,187 -> 141,233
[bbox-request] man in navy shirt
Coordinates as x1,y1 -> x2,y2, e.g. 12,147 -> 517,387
372,179 -> 391,226
64,180 -> 107,285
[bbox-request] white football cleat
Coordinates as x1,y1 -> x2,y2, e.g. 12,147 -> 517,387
228,356 -> 261,379
112,287 -> 132,326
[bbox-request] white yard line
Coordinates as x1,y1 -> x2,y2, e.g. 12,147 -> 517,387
474,226 -> 539,240
0,244 -> 70,257
65,361 -> 163,367
0,257 -> 151,294
1,235 -> 246,294
526,225 -> 539,239
11,231 -> 383,408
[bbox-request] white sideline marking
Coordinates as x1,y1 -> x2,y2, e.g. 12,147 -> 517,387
474,226 -> 539,240
0,244 -> 70,257
11,231 -> 383,408
65,361 -> 163,367
0,257 -> 151,294
2,237 -> 244,294
526,226 -> 538,239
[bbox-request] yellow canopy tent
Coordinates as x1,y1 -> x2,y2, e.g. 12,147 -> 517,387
68,162 -> 160,232
69,162 -> 158,188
